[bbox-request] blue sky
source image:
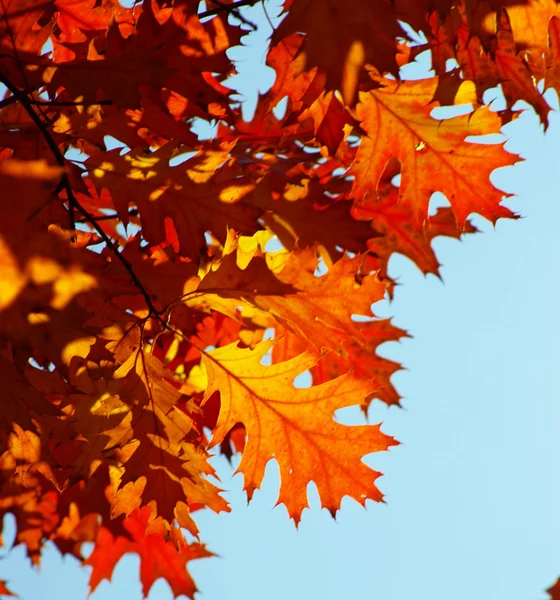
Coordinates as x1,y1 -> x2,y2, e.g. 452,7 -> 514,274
1,3 -> 559,600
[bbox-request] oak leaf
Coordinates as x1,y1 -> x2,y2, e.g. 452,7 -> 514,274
86,506 -> 212,598
454,11 -> 552,126
482,0 -> 560,56
352,160 -> 478,277
203,340 -> 397,523
191,244 -> 406,405
42,0 -> 236,116
109,351 -> 229,535
351,76 -> 517,226
272,0 -> 403,103
250,177 -> 374,265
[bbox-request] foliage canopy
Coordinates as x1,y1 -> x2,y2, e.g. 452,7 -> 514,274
0,0 -> 557,596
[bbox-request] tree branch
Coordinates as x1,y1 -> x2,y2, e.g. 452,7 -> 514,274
198,0 -> 260,19
0,73 -> 161,318
76,209 -> 139,223
0,95 -> 113,110
203,0 -> 258,29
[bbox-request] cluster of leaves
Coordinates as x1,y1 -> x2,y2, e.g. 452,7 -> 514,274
0,0 -> 557,597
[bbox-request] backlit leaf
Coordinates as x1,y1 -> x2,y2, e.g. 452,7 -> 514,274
203,341 -> 397,523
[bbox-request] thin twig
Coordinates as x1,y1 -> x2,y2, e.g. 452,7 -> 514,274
76,209 -> 139,223
205,0 -> 258,29
0,95 -> 113,110
35,99 -> 113,107
0,72 -> 162,318
198,0 -> 260,19
261,0 -> 277,33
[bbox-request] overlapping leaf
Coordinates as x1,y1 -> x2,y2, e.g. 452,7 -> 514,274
272,0 -> 403,103
85,144 -> 260,258
352,159 -> 478,277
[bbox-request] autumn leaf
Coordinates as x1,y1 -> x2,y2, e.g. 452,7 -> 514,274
0,580 -> 16,597
203,340 -> 397,523
548,578 -> 560,600
86,506 -> 212,599
0,0 -> 52,87
298,91 -> 353,154
252,178 -> 374,265
192,244 -> 405,403
0,424 -> 60,565
109,351 -> 230,535
264,32 -> 325,112
481,0 -> 560,57
272,0 -> 403,103
0,352 -> 60,438
43,0 -> 236,116
455,11 -> 552,126
0,160 -> 98,365
351,76 -> 517,226
195,247 -> 384,348
414,0 -> 560,126
352,159 -> 478,277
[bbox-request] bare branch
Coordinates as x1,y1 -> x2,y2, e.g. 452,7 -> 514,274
76,209 -> 139,223
198,0 -> 260,19
0,95 -> 113,110
204,0 -> 258,29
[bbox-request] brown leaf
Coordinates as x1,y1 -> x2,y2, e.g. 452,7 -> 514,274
272,0 -> 403,103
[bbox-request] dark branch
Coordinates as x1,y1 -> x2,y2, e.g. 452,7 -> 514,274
0,73 -> 162,318
198,0 -> 260,19
203,0 -> 258,29
76,209 -> 139,223
35,99 -> 113,107
0,95 -> 113,110
0,94 -> 20,110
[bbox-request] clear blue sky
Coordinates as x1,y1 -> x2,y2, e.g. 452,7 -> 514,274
1,3 -> 559,599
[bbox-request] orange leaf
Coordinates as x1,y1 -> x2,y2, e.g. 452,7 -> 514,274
203,340 -> 397,523
352,162 -> 478,277
351,76 -> 517,226
111,351 -> 229,534
0,580 -> 16,597
86,506 -> 212,599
